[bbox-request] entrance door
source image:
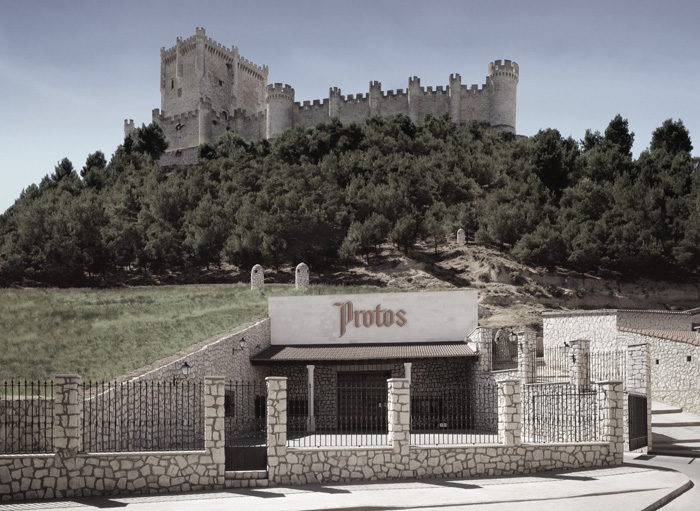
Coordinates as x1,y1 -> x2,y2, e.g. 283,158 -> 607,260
629,393 -> 649,450
337,371 -> 390,431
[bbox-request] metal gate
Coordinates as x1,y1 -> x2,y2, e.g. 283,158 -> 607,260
628,393 -> 648,451
224,381 -> 267,471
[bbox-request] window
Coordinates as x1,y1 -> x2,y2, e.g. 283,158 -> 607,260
171,78 -> 174,89
688,356 -> 692,362
655,359 -> 659,365
219,80 -> 223,86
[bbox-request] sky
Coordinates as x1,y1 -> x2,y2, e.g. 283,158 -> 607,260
0,0 -> 698,214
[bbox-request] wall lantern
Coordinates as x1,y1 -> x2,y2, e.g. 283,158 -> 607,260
181,361 -> 193,376
508,331 -> 518,344
233,338 -> 247,355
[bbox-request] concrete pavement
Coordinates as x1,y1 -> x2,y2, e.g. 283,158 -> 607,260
0,462 -> 691,511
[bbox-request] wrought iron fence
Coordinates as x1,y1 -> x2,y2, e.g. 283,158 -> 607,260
287,380 -> 389,448
0,380 -> 54,454
224,381 -> 266,447
82,380 -> 204,452
534,346 -> 570,382
522,383 -> 599,443
410,382 -> 498,445
591,349 -> 626,384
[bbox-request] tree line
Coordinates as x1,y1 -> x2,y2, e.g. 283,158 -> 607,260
0,114 -> 697,286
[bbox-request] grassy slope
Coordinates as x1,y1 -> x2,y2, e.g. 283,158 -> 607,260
0,284 -> 390,382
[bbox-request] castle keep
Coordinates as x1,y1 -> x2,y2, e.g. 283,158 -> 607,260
124,28 -> 519,163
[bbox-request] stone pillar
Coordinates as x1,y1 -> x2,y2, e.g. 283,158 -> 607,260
54,375 -> 82,457
387,379 -> 411,476
251,264 -> 264,291
456,228 -> 466,245
517,331 -> 537,384
403,362 -> 412,383
626,343 -> 651,452
295,263 -> 309,290
306,365 -> 316,431
266,377 -> 288,484
598,381 -> 624,465
205,376 -> 225,487
470,326 -> 493,374
569,339 -> 591,390
497,378 -> 521,446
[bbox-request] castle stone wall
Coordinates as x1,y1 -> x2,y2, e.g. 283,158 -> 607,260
133,29 -> 519,161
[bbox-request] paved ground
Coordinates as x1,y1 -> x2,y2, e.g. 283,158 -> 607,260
627,453 -> 699,510
0,462 -> 691,511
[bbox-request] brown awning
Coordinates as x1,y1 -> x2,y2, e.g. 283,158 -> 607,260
250,342 -> 476,365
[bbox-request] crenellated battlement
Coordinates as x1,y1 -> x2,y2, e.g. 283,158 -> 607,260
238,56 -> 268,79
488,59 -> 519,82
267,83 -> 295,101
383,89 -> 407,98
140,29 -> 519,161
296,98 -> 329,111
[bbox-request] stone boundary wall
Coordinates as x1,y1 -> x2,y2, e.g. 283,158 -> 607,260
266,377 -> 623,486
0,376 -> 226,502
618,330 -> 700,415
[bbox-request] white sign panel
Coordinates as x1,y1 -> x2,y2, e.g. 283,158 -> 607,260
269,290 -> 478,345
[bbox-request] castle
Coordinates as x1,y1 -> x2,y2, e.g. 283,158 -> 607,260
124,28 -> 519,164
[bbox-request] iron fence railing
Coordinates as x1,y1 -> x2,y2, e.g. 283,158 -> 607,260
287,381 -> 390,448
410,382 -> 498,445
591,349 -> 626,384
82,380 -> 204,453
522,383 -> 599,443
224,381 -> 267,447
534,346 -> 570,382
0,380 -> 54,454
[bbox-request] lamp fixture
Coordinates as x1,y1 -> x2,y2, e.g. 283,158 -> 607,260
181,361 -> 193,376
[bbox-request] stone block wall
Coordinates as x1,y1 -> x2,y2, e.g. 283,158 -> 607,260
618,330 -> 700,415
542,311 -> 619,350
127,318 -> 271,384
0,376 -> 226,502
265,376 -> 623,486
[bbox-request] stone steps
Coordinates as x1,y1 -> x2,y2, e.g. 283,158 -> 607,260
224,469 -> 269,488
649,401 -> 700,457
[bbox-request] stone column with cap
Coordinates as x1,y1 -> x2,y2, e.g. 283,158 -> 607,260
457,228 -> 466,245
295,263 -> 309,290
251,264 -> 264,291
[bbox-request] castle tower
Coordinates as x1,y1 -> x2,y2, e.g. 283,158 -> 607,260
266,83 -> 295,139
407,76 -> 422,125
329,87 -> 342,118
369,81 -> 382,117
487,60 -> 519,134
449,73 -> 462,124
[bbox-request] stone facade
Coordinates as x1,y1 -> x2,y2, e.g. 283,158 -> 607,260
127,318 -> 271,384
543,309 -> 693,351
618,330 -> 700,415
543,307 -> 698,416
126,28 -> 518,163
